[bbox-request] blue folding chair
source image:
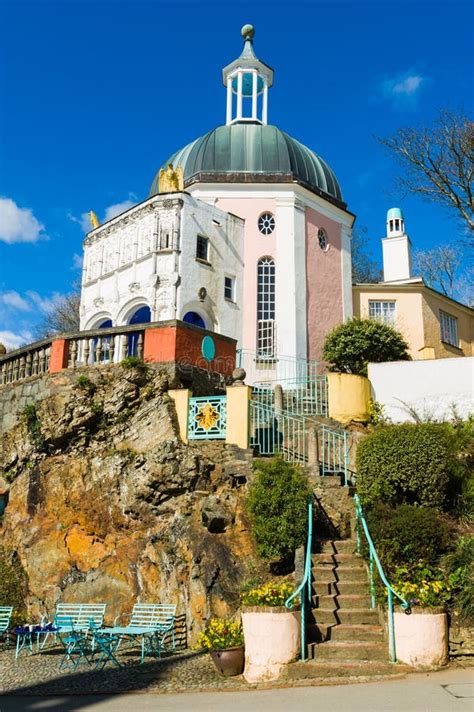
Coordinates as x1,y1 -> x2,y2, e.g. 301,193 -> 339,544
57,616 -> 92,669
88,619 -> 122,669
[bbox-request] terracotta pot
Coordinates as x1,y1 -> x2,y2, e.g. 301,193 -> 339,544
210,645 -> 245,676
241,606 -> 301,682
394,608 -> 448,669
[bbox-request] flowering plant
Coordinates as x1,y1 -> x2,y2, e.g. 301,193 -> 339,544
195,618 -> 243,651
393,565 -> 452,608
240,580 -> 296,607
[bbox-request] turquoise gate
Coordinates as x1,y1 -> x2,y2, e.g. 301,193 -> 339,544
188,396 -> 227,440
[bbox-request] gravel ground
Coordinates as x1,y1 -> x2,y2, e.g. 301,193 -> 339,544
0,643 -> 248,696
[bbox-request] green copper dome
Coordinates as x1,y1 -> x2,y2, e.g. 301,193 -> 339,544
149,123 -> 344,205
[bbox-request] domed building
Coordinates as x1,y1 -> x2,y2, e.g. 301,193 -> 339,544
79,25 -> 355,374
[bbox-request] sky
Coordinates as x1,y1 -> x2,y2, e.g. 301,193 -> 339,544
0,0 -> 472,348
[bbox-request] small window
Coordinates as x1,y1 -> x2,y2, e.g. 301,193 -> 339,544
369,300 -> 396,326
258,213 -> 275,235
196,235 -> 209,262
224,276 -> 235,302
395,219 -> 400,231
440,311 -> 458,347
318,228 -> 329,251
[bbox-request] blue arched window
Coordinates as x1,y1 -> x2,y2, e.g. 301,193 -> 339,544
92,319 -> 113,362
183,311 -> 206,329
128,305 -> 151,356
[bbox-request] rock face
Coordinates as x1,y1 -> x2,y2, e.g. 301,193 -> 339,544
0,364 -> 257,644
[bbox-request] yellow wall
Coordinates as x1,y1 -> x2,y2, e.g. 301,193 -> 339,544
422,291 -> 473,358
353,285 -> 473,360
226,386 -> 251,449
327,372 -> 371,423
168,389 -> 190,443
353,288 -> 425,359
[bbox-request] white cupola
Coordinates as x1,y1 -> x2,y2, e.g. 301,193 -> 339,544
222,24 -> 274,126
382,207 -> 413,282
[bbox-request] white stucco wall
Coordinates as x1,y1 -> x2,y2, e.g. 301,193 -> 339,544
80,193 -> 244,341
368,357 -> 474,423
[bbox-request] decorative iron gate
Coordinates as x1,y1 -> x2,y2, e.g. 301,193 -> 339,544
188,396 -> 227,440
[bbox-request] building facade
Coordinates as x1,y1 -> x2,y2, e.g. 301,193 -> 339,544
80,25 -> 354,373
353,208 -> 474,359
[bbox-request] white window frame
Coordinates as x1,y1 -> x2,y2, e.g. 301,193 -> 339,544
196,234 -> 210,262
368,300 -> 396,326
224,275 -> 236,302
257,257 -> 276,357
440,310 -> 458,347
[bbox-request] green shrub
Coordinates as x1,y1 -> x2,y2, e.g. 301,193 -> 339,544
247,458 -> 311,562
322,318 -> 410,376
356,423 -> 453,510
0,548 -> 28,626
442,535 -> 474,624
121,356 -> 146,371
75,374 -> 95,394
365,503 -> 453,575
21,404 -> 47,453
446,417 -> 474,520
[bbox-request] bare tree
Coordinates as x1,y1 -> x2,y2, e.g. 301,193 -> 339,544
415,243 -> 472,305
35,289 -> 81,338
351,226 -> 382,283
378,110 -> 474,237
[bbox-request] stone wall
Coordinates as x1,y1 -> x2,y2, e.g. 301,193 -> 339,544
449,625 -> 474,659
0,362 -> 258,645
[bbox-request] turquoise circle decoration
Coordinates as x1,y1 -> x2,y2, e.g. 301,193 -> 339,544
201,335 -> 216,362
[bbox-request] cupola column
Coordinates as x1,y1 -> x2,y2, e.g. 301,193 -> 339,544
222,24 -> 274,126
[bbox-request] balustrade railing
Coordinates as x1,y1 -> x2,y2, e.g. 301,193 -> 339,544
0,324 -> 146,386
0,339 -> 52,385
285,497 -> 313,661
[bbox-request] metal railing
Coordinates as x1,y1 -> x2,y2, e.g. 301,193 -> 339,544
321,425 -> 349,485
281,377 -> 328,417
250,401 -> 309,464
237,349 -> 319,386
285,498 -> 313,661
188,396 -> 227,440
354,494 -> 410,663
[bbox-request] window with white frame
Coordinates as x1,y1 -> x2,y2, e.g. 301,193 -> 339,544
196,234 -> 209,262
224,275 -> 235,302
257,257 -> 276,356
440,310 -> 458,347
368,300 -> 396,326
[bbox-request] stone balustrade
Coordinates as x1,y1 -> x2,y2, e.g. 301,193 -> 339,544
0,320 -> 237,386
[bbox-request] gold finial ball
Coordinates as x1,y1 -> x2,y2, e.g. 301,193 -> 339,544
241,24 -> 255,41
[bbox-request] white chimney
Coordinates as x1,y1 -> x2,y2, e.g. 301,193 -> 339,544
382,207 -> 413,282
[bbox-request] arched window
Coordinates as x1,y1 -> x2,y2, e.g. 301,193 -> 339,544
128,305 -> 151,356
257,257 -> 276,357
183,311 -> 206,329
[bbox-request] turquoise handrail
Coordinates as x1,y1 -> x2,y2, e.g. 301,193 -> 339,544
285,498 -> 313,661
354,494 -> 410,663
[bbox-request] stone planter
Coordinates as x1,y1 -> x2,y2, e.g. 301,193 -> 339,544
241,606 -> 301,682
394,607 -> 448,669
210,645 -> 245,676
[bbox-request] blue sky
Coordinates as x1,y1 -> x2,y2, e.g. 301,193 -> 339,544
0,0 -> 472,348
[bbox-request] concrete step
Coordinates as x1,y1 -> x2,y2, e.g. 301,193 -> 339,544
336,608 -> 381,625
307,623 -> 384,643
316,539 -> 357,555
336,594 -> 372,609
312,580 -> 370,596
310,640 -> 387,662
312,594 -> 337,609
333,566 -> 368,581
285,660 -> 411,679
312,553 -> 363,565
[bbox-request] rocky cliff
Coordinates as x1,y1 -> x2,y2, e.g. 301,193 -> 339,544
0,364 -> 257,644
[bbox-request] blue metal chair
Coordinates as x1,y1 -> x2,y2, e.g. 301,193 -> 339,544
0,607 -> 13,646
88,619 -> 122,669
57,616 -> 92,669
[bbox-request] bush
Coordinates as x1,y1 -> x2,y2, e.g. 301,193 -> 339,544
442,535 -> 474,624
322,318 -> 410,376
247,458 -> 311,562
365,503 -> 453,575
194,619 -> 244,651
241,580 -> 295,607
356,423 -> 454,510
0,548 -> 28,627
21,404 -> 47,453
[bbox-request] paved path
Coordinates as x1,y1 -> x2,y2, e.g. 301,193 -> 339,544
0,666 -> 472,712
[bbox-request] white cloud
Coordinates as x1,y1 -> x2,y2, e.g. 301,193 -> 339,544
390,75 -> 424,96
26,290 -> 63,314
67,212 -> 91,233
0,330 -> 33,350
0,197 -> 46,244
376,71 -> 428,107
72,253 -> 83,270
1,291 -> 31,311
104,199 -> 135,222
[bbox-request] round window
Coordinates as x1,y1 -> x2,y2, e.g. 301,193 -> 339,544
258,213 -> 275,235
318,228 -> 329,251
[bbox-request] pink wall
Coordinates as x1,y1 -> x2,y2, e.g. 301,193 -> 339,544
306,207 -> 343,362
215,198 -> 276,351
